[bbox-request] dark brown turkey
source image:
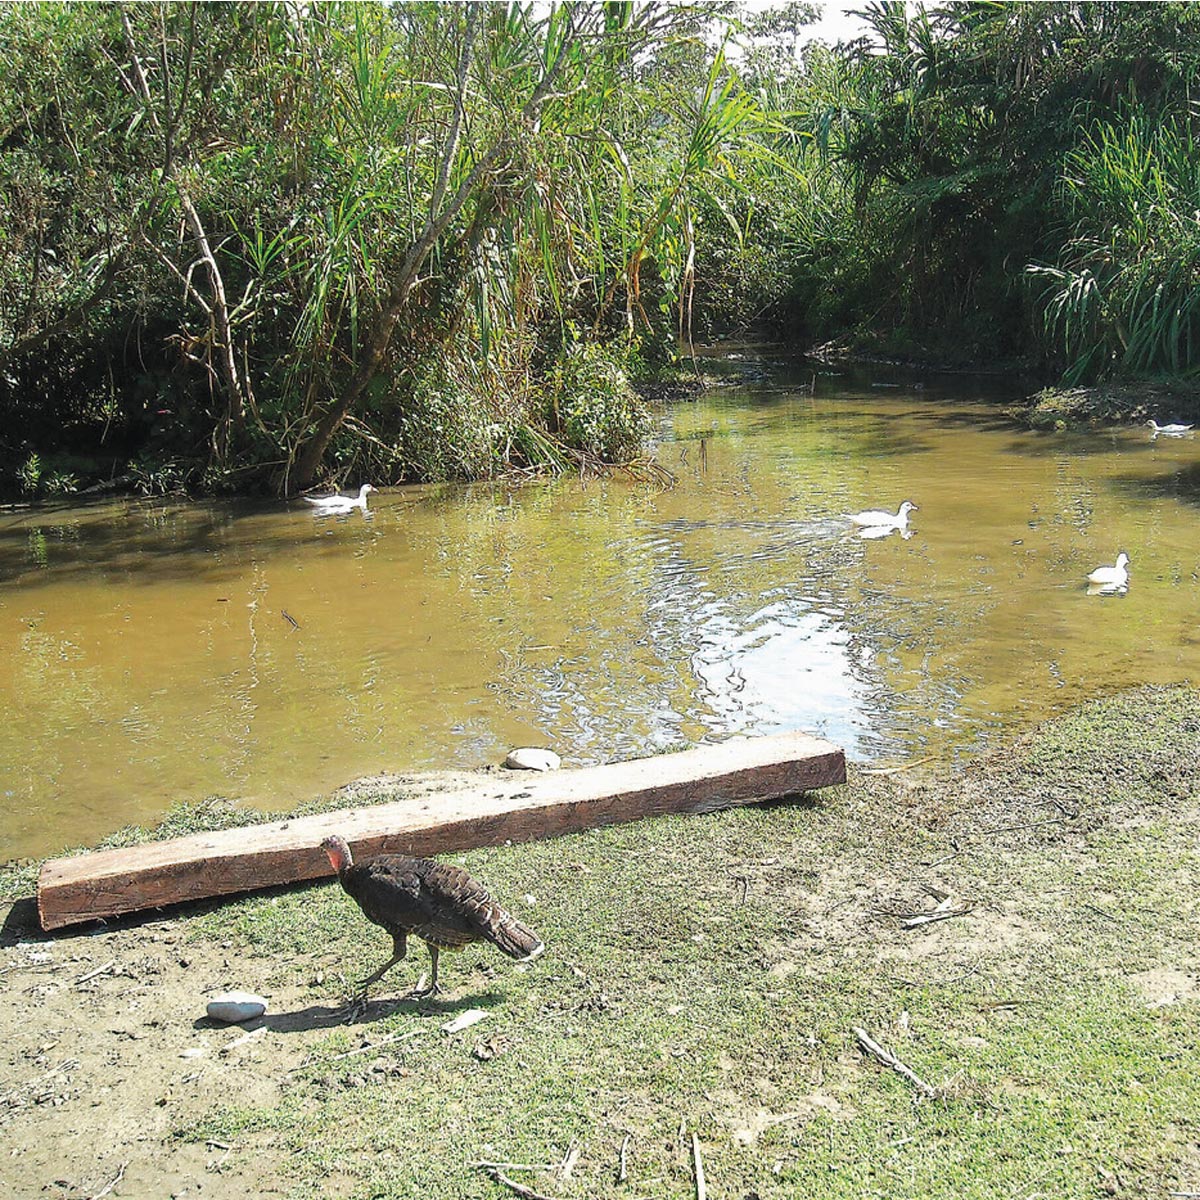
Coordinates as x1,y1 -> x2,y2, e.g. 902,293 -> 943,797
320,835 -> 544,998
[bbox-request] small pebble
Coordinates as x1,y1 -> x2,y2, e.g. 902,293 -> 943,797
206,991 -> 267,1024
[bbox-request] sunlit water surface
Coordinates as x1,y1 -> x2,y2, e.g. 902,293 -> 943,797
4,357 -> 1200,858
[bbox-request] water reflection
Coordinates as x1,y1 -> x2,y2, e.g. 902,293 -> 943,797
3,359 -> 1200,858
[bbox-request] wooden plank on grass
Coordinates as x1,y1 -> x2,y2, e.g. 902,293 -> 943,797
37,731 -> 844,931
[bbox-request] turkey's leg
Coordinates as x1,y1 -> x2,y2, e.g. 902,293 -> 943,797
406,944 -> 444,998
356,932 -> 407,989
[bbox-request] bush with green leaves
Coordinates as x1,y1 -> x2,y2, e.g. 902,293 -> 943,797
0,3 -> 764,496
392,364 -> 505,483
13,452 -> 79,497
552,341 -> 652,462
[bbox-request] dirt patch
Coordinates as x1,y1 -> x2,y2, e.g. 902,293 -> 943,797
1127,968 -> 1200,1009
7,916 -> 278,1190
719,1092 -> 852,1146
0,910 -> 342,1198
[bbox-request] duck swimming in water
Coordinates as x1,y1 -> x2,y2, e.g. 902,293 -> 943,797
848,500 -> 918,529
1087,552 -> 1130,589
303,483 -> 374,515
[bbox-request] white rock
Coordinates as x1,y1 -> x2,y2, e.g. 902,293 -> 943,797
504,747 -> 561,772
206,991 -> 267,1024
442,1009 -> 489,1034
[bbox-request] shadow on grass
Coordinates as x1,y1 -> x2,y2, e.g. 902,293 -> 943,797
192,989 -> 506,1035
0,897 -> 41,944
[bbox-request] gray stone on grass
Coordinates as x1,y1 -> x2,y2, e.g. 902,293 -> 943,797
206,991 -> 267,1024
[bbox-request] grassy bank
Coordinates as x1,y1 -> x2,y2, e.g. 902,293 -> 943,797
3,686 -> 1200,1198
1011,382 -> 1200,431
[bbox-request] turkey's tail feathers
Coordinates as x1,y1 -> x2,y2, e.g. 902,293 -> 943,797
487,909 -> 545,963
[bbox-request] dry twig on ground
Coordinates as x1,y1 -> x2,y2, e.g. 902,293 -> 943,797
480,1166 -> 562,1200
853,1026 -> 939,1098
87,1162 -> 127,1200
691,1132 -> 707,1200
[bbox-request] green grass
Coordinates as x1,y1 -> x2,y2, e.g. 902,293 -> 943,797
150,686 -> 1200,1199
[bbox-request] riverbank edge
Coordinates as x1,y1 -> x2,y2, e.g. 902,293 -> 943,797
2,684 -> 1199,1198
1009,380 -> 1200,431
3,684 -> 1192,902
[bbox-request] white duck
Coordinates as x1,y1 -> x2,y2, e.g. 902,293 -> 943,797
1146,419 -> 1193,436
848,500 -> 918,529
303,483 -> 374,515
1086,552 -> 1130,588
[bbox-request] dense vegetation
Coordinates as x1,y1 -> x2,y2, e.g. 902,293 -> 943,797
0,2 -> 765,496
2,1 -> 1198,498
732,0 -> 1200,377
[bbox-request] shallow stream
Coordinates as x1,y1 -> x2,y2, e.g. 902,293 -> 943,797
4,355 -> 1199,858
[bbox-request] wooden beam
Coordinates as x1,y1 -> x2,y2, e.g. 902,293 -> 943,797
37,731 -> 844,931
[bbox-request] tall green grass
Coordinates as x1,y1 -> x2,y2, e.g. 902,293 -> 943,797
1028,114 -> 1200,382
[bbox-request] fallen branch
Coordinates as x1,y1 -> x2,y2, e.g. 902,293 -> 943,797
901,905 -> 974,929
691,1132 -> 707,1200
861,756 -> 935,776
290,1027 -> 426,1073
925,812 -> 1078,870
559,1140 -> 579,1180
979,816 -> 1072,836
328,1029 -> 426,1063
869,894 -> 974,928
853,1027 -> 938,1098
472,1161 -> 558,1173
618,1133 -> 631,1183
88,1162 -> 127,1200
220,1026 -> 267,1055
0,1059 -> 80,1107
925,849 -> 975,869
480,1166 -> 562,1200
76,959 -> 117,986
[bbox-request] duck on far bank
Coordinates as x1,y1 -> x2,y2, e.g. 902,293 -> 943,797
303,483 -> 374,515
1087,551 -> 1130,589
848,500 -> 918,529
1146,419 -> 1194,436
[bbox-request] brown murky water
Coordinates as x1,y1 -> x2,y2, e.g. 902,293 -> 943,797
4,357 -> 1200,858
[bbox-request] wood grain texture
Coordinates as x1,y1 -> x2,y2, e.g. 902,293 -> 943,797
37,731 -> 844,930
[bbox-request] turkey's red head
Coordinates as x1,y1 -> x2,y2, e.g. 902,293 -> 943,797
320,834 -> 352,874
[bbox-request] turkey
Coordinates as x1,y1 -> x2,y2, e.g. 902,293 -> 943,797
320,834 -> 544,998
